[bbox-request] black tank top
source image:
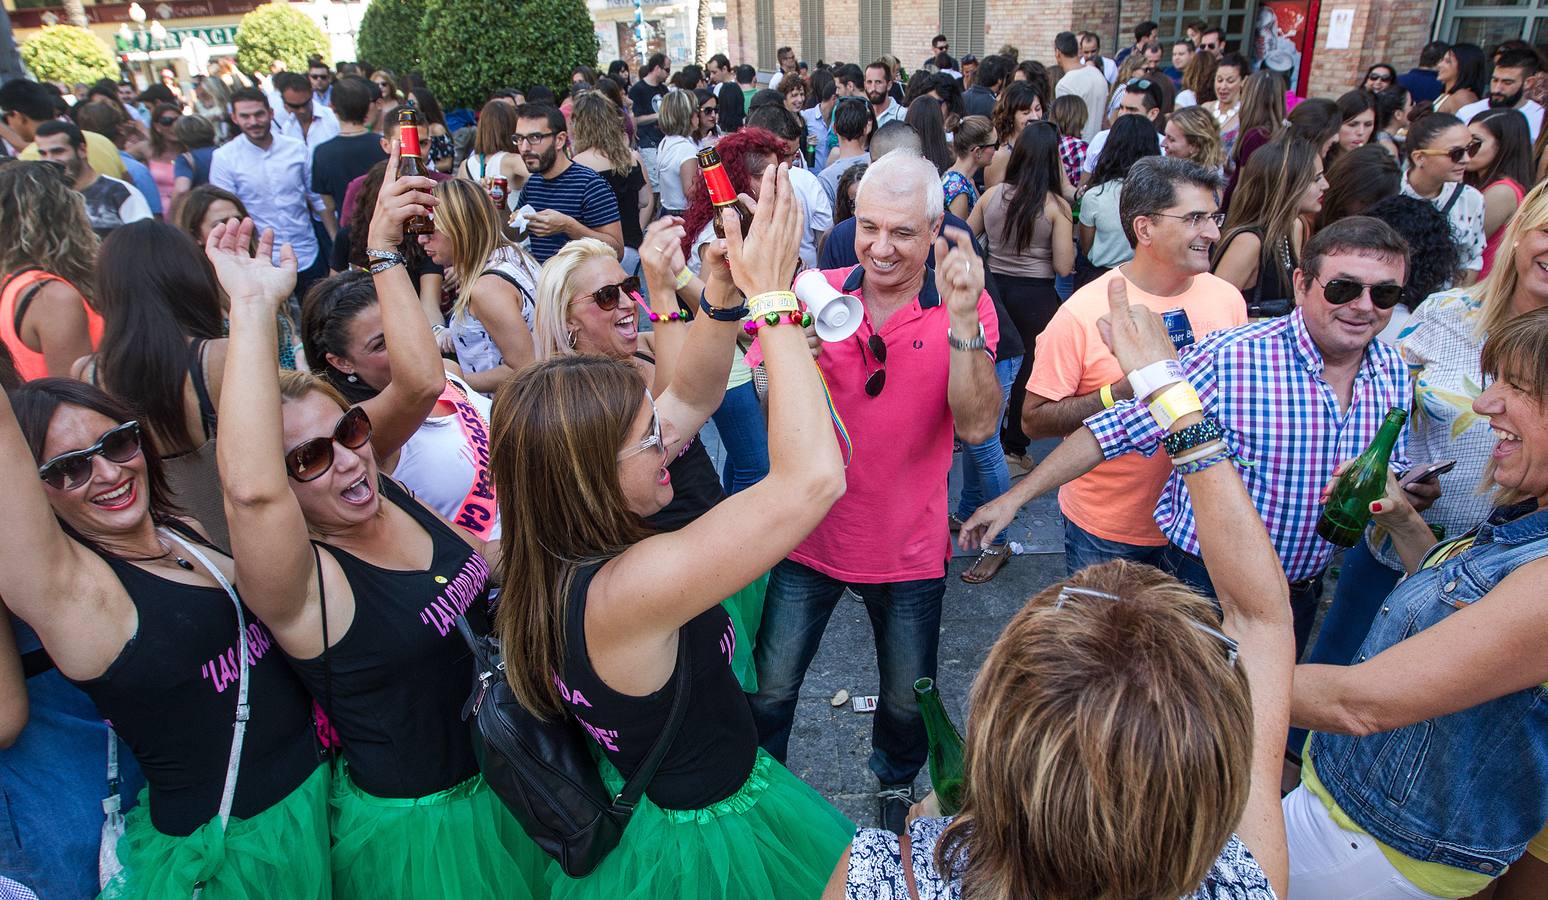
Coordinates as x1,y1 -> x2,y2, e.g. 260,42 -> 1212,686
558,561 -> 757,809
286,477 -> 491,798
632,352 -> 725,531
70,523 -> 319,837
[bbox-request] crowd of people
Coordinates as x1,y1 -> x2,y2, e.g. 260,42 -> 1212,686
3,21 -> 1548,900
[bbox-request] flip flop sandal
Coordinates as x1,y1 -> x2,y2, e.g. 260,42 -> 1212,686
948,514 -> 966,533
961,544 -> 1010,584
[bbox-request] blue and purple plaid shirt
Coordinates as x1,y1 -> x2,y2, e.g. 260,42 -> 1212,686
1084,310 -> 1411,581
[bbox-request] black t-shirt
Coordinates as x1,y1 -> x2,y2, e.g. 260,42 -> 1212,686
598,164 -> 647,249
311,133 -> 388,212
629,79 -> 669,148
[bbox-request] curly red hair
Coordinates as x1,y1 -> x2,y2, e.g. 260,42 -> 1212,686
679,126 -> 787,255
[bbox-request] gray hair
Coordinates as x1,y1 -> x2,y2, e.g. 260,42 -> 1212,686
857,149 -> 944,227
1118,156 -> 1225,246
870,121 -> 923,159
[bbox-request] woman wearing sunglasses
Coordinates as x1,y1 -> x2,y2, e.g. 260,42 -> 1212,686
419,177 -> 539,395
209,153 -> 548,900
0,376 -> 332,898
494,162 -> 855,900
1284,307 -> 1548,899
829,284 -> 1292,900
1362,62 -> 1398,94
1401,112 -> 1486,286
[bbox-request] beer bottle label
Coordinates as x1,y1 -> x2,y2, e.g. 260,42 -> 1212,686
702,162 -> 737,207
400,124 -> 423,158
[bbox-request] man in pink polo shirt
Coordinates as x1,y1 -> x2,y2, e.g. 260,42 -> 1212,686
1020,155 -> 1246,574
746,150 -> 1002,834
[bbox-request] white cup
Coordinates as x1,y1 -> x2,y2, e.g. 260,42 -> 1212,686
793,269 -> 864,342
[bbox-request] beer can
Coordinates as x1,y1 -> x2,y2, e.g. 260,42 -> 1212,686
487,176 -> 509,206
1162,308 -> 1195,350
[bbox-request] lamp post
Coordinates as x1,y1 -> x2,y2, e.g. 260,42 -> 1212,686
127,2 -> 150,86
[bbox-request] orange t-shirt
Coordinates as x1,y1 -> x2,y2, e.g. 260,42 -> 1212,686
1026,269 -> 1246,545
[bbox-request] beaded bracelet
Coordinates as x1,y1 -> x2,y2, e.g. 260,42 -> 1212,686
1162,417 -> 1224,458
743,310 -> 814,336
1174,448 -> 1234,476
643,309 -> 691,323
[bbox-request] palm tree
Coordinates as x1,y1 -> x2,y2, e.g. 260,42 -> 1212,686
62,0 -> 88,29
694,0 -> 709,64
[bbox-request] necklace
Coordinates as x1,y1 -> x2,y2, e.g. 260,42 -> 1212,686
117,536 -> 195,571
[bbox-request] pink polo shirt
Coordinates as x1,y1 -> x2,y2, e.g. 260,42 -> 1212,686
758,265 -> 1000,583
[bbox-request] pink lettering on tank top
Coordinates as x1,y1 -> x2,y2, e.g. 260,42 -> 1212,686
417,552 -> 491,637
441,380 -> 498,538
198,620 -> 278,694
719,618 -> 735,667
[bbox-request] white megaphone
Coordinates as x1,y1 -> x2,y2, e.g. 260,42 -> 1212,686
793,269 -> 864,343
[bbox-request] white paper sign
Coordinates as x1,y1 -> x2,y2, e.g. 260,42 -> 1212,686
1326,8 -> 1354,49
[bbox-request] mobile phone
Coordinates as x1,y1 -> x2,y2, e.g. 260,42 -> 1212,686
1399,459 -> 1457,488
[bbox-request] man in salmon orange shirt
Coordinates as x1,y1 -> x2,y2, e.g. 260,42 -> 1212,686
1017,156 -> 1246,574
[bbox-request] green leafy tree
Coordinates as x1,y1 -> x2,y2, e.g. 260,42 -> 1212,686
235,3 -> 329,76
20,25 -> 117,85
356,0 -> 424,75
420,0 -> 598,109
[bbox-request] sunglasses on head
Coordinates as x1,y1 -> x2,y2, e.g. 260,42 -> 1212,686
857,331 -> 887,397
618,390 -> 663,460
1055,586 -> 1239,667
1417,137 -> 1482,164
580,276 -> 642,311
1317,277 -> 1405,310
38,420 -> 143,491
284,406 -> 373,482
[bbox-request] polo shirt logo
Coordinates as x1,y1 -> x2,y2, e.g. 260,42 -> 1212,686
913,339 -> 924,349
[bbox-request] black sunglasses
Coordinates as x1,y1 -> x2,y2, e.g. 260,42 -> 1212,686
581,276 -> 642,311
284,406 -> 373,482
38,420 -> 143,490
1417,137 -> 1483,164
858,331 -> 887,397
156,115 -> 179,127
1317,277 -> 1405,310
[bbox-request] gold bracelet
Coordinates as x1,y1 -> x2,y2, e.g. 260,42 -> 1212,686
1099,383 -> 1116,409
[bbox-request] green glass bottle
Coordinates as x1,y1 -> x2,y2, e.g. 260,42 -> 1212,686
1316,407 -> 1409,547
914,677 -> 966,815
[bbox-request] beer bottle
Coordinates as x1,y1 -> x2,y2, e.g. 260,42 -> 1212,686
397,105 -> 434,235
913,677 -> 966,815
1317,407 -> 1408,547
696,146 -> 750,239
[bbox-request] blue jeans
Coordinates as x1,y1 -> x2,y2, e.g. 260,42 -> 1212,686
749,559 -> 945,787
955,355 -> 1020,544
1162,543 -> 1326,659
710,380 -> 770,494
1063,519 -> 1168,576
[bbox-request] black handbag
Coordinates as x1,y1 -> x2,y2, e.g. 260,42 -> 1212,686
455,616 -> 691,877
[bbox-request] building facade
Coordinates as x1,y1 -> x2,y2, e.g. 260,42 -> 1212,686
722,0 -> 1547,100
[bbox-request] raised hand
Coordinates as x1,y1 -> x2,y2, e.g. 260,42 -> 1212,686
639,216 -> 689,291
722,162 -> 801,297
1095,277 -> 1177,374
368,139 -> 439,250
204,217 -> 296,313
932,227 -> 985,319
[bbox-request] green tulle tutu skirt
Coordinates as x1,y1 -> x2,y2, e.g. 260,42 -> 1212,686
99,762 -> 331,900
547,748 -> 853,900
328,762 -> 551,900
720,573 -> 768,693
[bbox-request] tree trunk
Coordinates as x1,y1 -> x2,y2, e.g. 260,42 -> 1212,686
694,0 -> 709,64
62,0 -> 88,29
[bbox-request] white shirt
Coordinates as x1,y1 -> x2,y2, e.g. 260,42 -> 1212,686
654,134 -> 699,211
210,131 -> 320,268
1095,55 -> 1118,83
1400,176 -> 1486,274
449,245 -> 539,381
1081,126 -> 1164,174
1176,89 -> 1198,108
1455,97 -> 1544,142
788,166 -> 834,269
873,99 -> 906,129
393,371 -> 502,541
273,99 -> 340,155
1055,65 -> 1112,142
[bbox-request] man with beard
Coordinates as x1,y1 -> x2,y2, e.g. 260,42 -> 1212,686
1457,46 -> 1544,140
864,61 -> 905,129
513,103 -> 623,263
210,87 -> 330,300
32,120 -> 150,236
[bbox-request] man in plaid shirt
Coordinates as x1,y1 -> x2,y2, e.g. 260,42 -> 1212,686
964,216 -> 1439,656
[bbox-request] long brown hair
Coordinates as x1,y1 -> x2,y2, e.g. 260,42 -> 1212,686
490,355 -> 652,718
472,99 -> 518,157
937,559 -> 1252,899
1231,71 -> 1286,166
432,177 -> 535,322
1215,137 -> 1320,275
0,162 -> 100,299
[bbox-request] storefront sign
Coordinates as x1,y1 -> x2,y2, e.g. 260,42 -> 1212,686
12,0 -> 259,30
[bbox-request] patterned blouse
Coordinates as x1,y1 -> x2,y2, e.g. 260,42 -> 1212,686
1058,135 -> 1088,189
843,817 -> 1276,899
941,171 -> 978,212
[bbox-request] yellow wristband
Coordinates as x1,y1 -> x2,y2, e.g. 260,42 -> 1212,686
1147,381 -> 1203,430
1099,383 -> 1116,409
674,267 -> 694,289
747,290 -> 798,319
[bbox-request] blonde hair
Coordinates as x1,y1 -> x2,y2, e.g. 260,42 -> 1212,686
278,369 -> 349,410
1168,106 -> 1224,171
0,162 -> 100,299
1468,178 -> 1548,339
1479,308 -> 1548,505
532,238 -> 618,360
937,560 -> 1253,899
431,178 -> 537,322
658,88 -> 698,139
570,91 -> 635,176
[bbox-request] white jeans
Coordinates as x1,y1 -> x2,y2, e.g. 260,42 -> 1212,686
1283,784 -> 1450,899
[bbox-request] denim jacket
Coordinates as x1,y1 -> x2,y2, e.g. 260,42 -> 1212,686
1311,501 -> 1548,875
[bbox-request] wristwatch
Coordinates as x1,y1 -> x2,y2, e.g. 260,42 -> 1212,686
946,323 -> 986,352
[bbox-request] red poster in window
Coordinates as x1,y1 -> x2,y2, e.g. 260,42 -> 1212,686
1254,0 -> 1317,98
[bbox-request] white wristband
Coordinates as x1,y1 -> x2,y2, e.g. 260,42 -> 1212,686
1127,359 -> 1185,404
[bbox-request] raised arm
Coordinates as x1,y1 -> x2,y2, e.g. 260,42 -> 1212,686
591,164 -> 843,638
940,227 -> 1002,444
0,609 -> 24,747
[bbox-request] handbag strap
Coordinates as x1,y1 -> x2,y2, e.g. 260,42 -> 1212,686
313,544 -> 337,759
1439,181 -> 1463,216
899,828 -> 922,900
613,630 -> 692,811
160,530 -> 249,830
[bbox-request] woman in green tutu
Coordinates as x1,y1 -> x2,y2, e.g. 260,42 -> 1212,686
206,147 -> 548,900
0,375 -> 330,900
491,161 -> 854,899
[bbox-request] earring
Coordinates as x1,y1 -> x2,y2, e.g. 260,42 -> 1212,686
347,373 -> 358,383
566,331 -> 577,349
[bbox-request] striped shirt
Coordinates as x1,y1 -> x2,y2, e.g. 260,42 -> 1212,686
1084,309 -> 1411,581
517,161 -> 621,263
